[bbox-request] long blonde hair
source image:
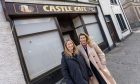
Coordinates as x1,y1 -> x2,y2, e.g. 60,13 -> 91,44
79,33 -> 93,48
64,39 -> 79,57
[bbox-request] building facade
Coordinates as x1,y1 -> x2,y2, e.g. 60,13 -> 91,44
122,0 -> 140,28
99,0 -> 131,41
0,0 -> 131,84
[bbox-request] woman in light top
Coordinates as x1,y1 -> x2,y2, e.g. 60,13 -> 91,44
78,33 -> 116,84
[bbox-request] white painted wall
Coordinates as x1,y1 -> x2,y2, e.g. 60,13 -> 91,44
97,6 -> 114,47
0,5 -> 6,22
98,0 -> 122,40
99,0 -> 131,40
0,2 -> 26,84
111,5 -> 131,39
99,0 -> 112,15
112,5 -> 122,13
109,9 -> 123,39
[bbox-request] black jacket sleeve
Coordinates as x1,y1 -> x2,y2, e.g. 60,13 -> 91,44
61,52 -> 74,84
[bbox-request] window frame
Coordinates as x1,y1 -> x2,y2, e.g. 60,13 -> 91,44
110,0 -> 117,5
116,14 -> 128,32
10,17 -> 65,84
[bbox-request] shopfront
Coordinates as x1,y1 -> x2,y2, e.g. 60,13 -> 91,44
3,1 -> 109,84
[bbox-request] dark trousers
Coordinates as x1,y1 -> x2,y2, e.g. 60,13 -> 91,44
90,61 -> 107,84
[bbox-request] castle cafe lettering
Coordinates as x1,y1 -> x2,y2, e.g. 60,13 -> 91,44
43,5 -> 87,12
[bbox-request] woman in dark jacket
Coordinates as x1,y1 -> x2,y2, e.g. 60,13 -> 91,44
61,39 -> 92,84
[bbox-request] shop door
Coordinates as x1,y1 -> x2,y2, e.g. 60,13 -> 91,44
105,15 -> 120,43
57,14 -> 79,45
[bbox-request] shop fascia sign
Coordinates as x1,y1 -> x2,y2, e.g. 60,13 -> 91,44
5,2 -> 97,15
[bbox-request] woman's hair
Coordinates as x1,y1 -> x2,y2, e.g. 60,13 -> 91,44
79,33 -> 93,48
64,39 -> 79,57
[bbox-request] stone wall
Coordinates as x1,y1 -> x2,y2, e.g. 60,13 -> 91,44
122,1 -> 140,28
0,2 -> 26,84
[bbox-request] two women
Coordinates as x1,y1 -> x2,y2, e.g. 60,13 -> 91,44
61,39 -> 92,84
61,33 -> 116,84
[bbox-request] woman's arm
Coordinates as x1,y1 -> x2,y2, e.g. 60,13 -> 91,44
92,41 -> 106,65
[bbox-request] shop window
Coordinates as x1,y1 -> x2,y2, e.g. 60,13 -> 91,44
110,0 -> 117,4
14,18 -> 57,36
86,24 -> 104,44
14,17 -> 63,80
73,16 -> 82,28
82,15 -> 97,24
81,15 -> 104,44
72,16 -> 85,37
116,14 -> 127,32
76,27 -> 85,36
63,34 -> 71,41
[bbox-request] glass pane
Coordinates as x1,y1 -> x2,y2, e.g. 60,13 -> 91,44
63,34 -> 71,42
105,16 -> 111,22
19,31 -> 63,79
86,24 -> 104,44
82,15 -> 97,24
72,16 -> 82,28
116,14 -> 127,31
14,17 -> 57,36
76,27 -> 85,36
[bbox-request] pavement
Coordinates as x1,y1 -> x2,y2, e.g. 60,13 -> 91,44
106,27 -> 140,84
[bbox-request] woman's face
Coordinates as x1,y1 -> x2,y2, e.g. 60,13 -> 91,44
80,35 -> 87,45
66,41 -> 74,51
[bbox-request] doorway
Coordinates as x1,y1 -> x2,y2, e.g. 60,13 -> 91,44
105,15 -> 120,43
57,14 -> 79,45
